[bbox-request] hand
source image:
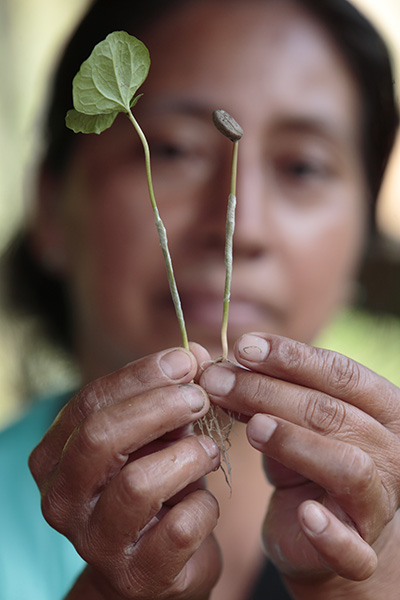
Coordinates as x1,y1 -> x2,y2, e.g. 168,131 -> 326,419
200,332 -> 400,587
29,345 -> 221,599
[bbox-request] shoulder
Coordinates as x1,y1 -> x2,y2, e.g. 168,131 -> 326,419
0,390 -> 70,473
0,388 -> 74,516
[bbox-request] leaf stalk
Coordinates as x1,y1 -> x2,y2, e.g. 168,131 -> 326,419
127,109 -> 189,351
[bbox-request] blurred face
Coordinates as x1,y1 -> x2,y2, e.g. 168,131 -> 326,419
48,0 -> 368,378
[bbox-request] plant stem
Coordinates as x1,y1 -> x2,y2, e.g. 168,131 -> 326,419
221,140 -> 239,361
127,109 -> 189,350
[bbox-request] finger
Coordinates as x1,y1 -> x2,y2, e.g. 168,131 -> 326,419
234,333 -> 399,424
298,501 -> 377,581
29,347 -> 198,485
70,347 -> 199,427
189,341 -> 212,380
200,359 -> 365,440
200,356 -> 400,493
247,414 -> 390,541
137,491 -> 220,599
84,437 -> 220,562
39,386 -> 212,529
98,489 -> 220,599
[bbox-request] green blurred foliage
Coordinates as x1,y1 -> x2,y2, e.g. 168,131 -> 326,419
317,309 -> 400,387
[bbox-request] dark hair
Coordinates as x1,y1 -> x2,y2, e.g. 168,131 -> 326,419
4,0 -> 399,352
300,0 -> 399,206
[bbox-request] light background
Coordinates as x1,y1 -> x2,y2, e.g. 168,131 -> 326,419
0,0 -> 399,427
351,0 -> 400,240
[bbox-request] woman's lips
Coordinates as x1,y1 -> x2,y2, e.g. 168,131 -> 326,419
182,295 -> 224,327
176,290 -> 282,330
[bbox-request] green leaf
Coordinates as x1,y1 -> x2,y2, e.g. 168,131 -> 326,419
72,31 -> 150,116
65,109 -> 118,134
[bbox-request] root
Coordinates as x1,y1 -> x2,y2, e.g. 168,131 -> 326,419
196,404 -> 234,493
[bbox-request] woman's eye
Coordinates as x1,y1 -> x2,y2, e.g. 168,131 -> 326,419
150,141 -> 191,161
289,162 -> 316,177
145,136 -> 215,184
280,159 -> 326,180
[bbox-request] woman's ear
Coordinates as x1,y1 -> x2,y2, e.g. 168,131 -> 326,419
29,166 -> 68,276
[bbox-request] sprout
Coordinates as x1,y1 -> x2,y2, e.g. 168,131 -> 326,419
212,109 -> 242,361
66,31 -> 189,350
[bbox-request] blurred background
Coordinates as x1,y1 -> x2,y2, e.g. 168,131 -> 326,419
0,0 -> 399,428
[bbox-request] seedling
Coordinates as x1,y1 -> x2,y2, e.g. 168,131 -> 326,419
66,32 -> 189,351
66,31 -> 242,486
212,109 -> 243,360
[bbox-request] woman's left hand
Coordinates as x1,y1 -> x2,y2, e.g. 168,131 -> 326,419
199,332 -> 400,586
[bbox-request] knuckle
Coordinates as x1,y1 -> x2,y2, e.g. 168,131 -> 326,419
118,463 -> 158,512
304,392 -> 346,435
29,436 -> 58,488
76,411 -> 113,455
338,448 -> 389,538
323,351 -> 362,396
342,447 -> 376,494
72,380 -> 109,421
277,339 -> 307,372
40,484 -> 71,534
164,511 -> 201,550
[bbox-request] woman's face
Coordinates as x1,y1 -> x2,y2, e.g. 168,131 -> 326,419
48,0 -> 368,378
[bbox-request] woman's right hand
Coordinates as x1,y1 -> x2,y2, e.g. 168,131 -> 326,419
29,345 -> 221,600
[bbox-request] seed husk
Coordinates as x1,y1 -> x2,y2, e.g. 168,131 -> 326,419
212,109 -> 243,142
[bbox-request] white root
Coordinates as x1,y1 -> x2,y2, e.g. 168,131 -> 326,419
197,404 -> 234,492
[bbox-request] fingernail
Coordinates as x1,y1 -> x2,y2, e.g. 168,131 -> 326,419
180,385 -> 207,413
198,436 -> 220,459
160,349 -> 193,379
237,334 -> 270,362
201,365 -> 236,397
302,503 -> 328,534
248,414 -> 277,444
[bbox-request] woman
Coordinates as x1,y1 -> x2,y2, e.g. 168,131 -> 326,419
1,0 -> 399,598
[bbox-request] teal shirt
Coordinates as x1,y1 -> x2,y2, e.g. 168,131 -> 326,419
0,392 -> 85,599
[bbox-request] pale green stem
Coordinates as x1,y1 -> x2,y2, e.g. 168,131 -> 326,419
221,141 -> 239,361
127,109 -> 189,350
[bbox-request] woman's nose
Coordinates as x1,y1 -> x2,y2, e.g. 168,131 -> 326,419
189,156 -> 236,254
190,145 -> 274,259
232,153 -> 273,259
